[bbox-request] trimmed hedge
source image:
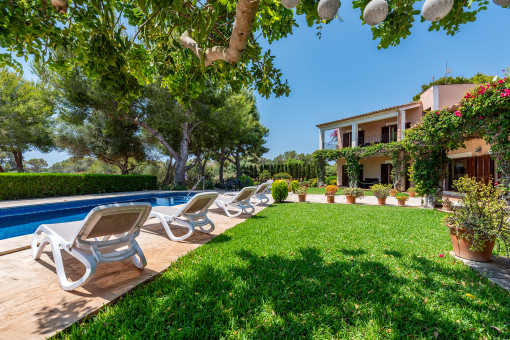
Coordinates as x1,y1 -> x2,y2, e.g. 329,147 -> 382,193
0,173 -> 158,200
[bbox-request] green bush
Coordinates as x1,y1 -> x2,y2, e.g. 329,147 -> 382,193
271,180 -> 289,202
161,183 -> 187,191
290,180 -> 300,193
0,173 -> 158,200
325,175 -> 337,185
310,178 -> 318,187
370,183 -> 392,199
300,181 -> 310,187
344,187 -> 364,198
273,172 -> 291,180
253,181 -> 260,186
239,175 -> 254,187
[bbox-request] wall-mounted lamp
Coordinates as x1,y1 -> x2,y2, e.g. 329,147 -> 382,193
475,147 -> 482,153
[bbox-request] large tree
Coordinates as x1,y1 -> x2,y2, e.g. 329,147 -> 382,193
2,1 -> 500,107
0,68 -> 54,172
55,111 -> 149,174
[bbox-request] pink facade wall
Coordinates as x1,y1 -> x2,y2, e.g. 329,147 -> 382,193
437,84 -> 477,109
420,87 -> 433,111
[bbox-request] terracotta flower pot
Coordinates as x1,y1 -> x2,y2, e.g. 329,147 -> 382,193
326,194 -> 335,203
346,195 -> 356,204
377,197 -> 386,205
397,199 -> 406,206
298,194 -> 307,202
409,192 -> 416,198
449,226 -> 495,262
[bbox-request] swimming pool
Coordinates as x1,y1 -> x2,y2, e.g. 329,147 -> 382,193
0,192 -> 194,240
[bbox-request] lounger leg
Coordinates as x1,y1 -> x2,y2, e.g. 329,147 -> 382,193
216,201 -> 243,218
242,202 -> 255,215
194,217 -> 215,234
130,239 -> 147,269
152,213 -> 194,242
32,228 -> 48,259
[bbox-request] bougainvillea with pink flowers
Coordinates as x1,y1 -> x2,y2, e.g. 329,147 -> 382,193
405,73 -> 510,205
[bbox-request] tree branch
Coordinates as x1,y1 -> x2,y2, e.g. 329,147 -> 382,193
180,0 -> 260,67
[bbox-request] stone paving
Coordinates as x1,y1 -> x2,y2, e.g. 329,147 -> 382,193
0,193 -> 272,340
453,254 -> 510,292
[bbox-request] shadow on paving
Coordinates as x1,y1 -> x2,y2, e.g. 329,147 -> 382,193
57,246 -> 508,338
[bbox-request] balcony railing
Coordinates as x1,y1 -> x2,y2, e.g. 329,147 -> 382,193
358,133 -> 397,147
322,142 -> 339,150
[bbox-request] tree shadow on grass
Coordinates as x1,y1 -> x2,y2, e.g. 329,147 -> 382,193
59,247 -> 509,339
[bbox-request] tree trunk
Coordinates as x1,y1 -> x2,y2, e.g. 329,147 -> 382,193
173,123 -> 191,185
234,152 -> 242,179
218,148 -> 227,185
162,157 -> 174,186
0,164 -> 4,172
12,151 -> 23,172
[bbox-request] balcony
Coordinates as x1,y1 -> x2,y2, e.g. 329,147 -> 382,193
322,141 -> 339,150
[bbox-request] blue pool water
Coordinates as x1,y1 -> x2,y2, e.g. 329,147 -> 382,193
0,193 -> 194,240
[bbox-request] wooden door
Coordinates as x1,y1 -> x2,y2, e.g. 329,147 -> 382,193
467,157 -> 476,178
342,165 -> 348,186
381,164 -> 389,184
358,130 -> 365,146
476,155 -> 494,184
342,132 -> 351,148
381,126 -> 389,143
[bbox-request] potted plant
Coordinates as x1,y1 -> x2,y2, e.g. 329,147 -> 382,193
443,176 -> 510,262
290,180 -> 300,193
296,186 -> 307,202
390,188 -> 398,197
325,185 -> 338,203
395,193 -> 409,206
442,197 -> 453,211
371,183 -> 391,205
344,187 -> 364,204
408,187 -> 416,198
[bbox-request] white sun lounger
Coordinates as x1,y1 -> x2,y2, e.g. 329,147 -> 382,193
148,192 -> 218,242
31,203 -> 151,291
224,182 -> 271,205
215,186 -> 257,217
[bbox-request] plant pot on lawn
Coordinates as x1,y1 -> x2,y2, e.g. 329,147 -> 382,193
346,195 -> 356,204
390,188 -> 398,197
344,187 -> 364,204
371,183 -> 391,205
325,185 -> 338,203
408,188 -> 416,198
449,226 -> 495,262
443,176 -> 510,262
296,185 -> 308,203
396,193 -> 409,206
298,194 -> 307,202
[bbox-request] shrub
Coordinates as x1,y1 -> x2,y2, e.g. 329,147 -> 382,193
290,180 -> 300,193
254,181 -> 260,186
325,175 -> 337,185
273,172 -> 291,180
296,186 -> 307,195
204,180 -> 215,190
370,184 -> 392,199
239,175 -> 254,187
443,176 -> 510,254
161,183 -> 187,191
325,185 -> 338,195
0,173 -> 158,200
310,178 -> 318,187
260,170 -> 271,180
390,188 -> 399,196
344,187 -> 364,198
408,187 -> 416,194
271,180 -> 289,202
396,193 -> 409,201
442,197 -> 453,209
300,181 -> 310,187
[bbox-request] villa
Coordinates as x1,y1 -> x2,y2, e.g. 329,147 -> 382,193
317,84 -> 496,190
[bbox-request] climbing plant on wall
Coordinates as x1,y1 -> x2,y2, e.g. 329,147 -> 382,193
312,141 -> 405,188
404,74 -> 510,205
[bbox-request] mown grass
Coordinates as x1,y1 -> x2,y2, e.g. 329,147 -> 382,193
58,203 -> 510,339
307,187 -> 374,196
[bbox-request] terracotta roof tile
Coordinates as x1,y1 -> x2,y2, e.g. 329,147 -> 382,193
316,101 -> 422,128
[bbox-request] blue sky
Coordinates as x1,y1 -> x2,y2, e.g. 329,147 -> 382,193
20,3 -> 510,164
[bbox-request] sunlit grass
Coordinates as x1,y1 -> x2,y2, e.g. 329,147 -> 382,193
58,203 -> 510,339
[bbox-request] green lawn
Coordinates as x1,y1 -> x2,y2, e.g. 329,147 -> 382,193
307,187 -> 374,196
59,204 -> 510,339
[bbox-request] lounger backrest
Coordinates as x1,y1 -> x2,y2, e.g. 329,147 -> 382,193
235,186 -> 257,202
255,183 -> 270,194
74,203 -> 152,243
182,192 -> 218,215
